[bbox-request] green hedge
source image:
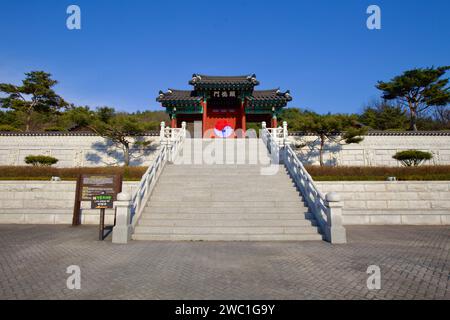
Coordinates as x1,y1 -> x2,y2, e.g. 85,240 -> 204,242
0,166 -> 147,181
305,165 -> 450,181
0,124 -> 20,132
24,155 -> 59,166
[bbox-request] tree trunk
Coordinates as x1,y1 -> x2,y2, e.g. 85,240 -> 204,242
25,113 -> 31,132
319,135 -> 325,166
123,143 -> 130,166
409,107 -> 418,131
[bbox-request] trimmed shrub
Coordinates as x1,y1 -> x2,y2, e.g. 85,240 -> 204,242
0,124 -> 20,132
44,126 -> 67,132
393,150 -> 433,167
24,155 -> 59,167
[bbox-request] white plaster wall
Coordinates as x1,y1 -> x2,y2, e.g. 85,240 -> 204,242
0,181 -> 139,225
289,135 -> 450,166
317,181 -> 450,225
0,135 -> 159,167
2,134 -> 449,167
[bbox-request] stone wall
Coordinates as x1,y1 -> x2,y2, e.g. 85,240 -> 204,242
1,180 -> 448,226
0,133 -> 159,167
317,181 -> 450,225
288,133 -> 450,166
0,181 -> 139,225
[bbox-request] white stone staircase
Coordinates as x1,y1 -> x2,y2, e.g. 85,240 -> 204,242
132,139 -> 322,241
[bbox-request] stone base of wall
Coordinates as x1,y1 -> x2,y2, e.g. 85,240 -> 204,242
317,181 -> 450,225
0,181 -> 138,225
1,180 -> 449,226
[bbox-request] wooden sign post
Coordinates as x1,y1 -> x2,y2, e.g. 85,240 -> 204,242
72,174 -> 122,226
92,192 -> 114,240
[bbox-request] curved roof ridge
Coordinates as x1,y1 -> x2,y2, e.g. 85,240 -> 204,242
253,88 -> 280,93
193,74 -> 253,79
167,88 -> 192,92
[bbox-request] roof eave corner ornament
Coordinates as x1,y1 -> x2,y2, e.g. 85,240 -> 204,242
157,90 -> 165,101
191,74 -> 202,84
284,90 -> 292,101
247,73 -> 258,85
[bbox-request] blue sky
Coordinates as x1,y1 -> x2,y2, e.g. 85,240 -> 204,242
0,0 -> 449,114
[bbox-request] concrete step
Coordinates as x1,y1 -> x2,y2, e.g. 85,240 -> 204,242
163,164 -> 288,170
155,180 -> 296,188
143,206 -> 309,214
163,171 -> 289,177
164,166 -> 287,172
158,174 -> 293,180
160,173 -> 292,179
150,190 -> 302,200
146,201 -> 307,208
132,145 -> 321,241
153,186 -> 299,193
132,233 -> 323,241
152,185 -> 299,194
133,225 -> 320,235
140,213 -> 315,220
138,219 -> 316,227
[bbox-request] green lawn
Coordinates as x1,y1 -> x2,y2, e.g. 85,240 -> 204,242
305,165 -> 450,181
0,166 -> 147,181
0,165 -> 449,181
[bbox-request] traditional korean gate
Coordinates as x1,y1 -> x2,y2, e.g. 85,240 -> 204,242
204,95 -> 242,138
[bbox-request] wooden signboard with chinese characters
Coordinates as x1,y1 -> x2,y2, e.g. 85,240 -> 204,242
72,174 -> 122,226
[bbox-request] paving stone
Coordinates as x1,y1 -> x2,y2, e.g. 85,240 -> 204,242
0,225 -> 448,300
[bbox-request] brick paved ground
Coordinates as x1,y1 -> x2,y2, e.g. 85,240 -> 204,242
0,225 -> 448,300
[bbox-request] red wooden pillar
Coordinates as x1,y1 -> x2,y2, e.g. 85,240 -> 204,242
271,114 -> 277,128
202,99 -> 207,136
241,99 -> 246,134
171,114 -> 177,128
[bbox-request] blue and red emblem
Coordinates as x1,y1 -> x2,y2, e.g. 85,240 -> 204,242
214,120 -> 234,138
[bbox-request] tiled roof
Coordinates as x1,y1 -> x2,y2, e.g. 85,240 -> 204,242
246,89 -> 292,107
156,89 -> 203,108
0,131 -> 159,136
249,89 -> 292,101
366,131 -> 450,136
189,74 -> 259,89
288,131 -> 450,136
157,89 -> 202,102
157,74 -> 292,109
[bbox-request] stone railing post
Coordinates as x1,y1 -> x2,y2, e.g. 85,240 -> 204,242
112,192 -> 133,244
325,192 -> 347,244
282,121 -> 288,145
181,121 -> 187,138
160,121 -> 166,143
